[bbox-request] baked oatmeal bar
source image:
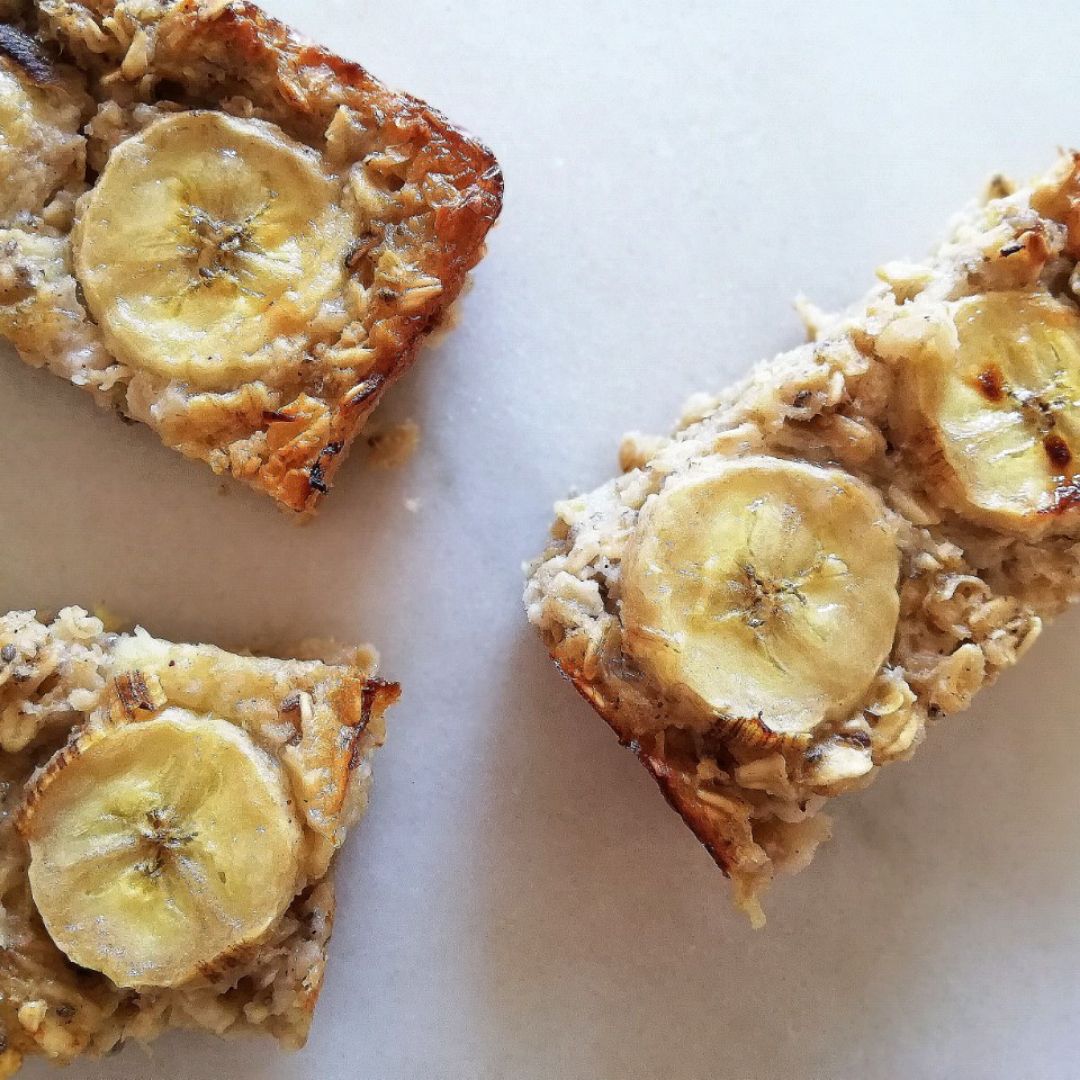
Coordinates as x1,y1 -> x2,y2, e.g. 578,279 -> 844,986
0,607 -> 398,1075
525,155 -> 1080,924
0,0 -> 501,513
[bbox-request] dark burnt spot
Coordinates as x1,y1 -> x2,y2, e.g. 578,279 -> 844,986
348,678 -> 397,770
306,441 -> 345,495
1044,434 -> 1072,471
0,25 -> 53,84
837,730 -> 872,749
974,365 -> 1005,402
999,241 -> 1024,258
348,684 -> 376,770
307,461 -> 328,494
153,78 -> 187,103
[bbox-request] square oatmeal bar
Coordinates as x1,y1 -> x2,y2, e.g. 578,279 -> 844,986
0,607 -> 398,1074
0,0 -> 502,513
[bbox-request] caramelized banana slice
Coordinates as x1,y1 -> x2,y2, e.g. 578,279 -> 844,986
909,291 -> 1080,534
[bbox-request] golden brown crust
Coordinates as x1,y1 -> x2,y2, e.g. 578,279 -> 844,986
155,1 -> 502,511
1033,151 -> 1080,258
554,652 -> 744,878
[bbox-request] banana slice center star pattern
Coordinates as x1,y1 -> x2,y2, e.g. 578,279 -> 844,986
18,708 -> 302,989
621,457 -> 901,740
131,805 -> 199,878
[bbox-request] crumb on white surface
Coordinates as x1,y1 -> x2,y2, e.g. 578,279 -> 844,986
794,294 -> 833,341
367,419 -> 421,468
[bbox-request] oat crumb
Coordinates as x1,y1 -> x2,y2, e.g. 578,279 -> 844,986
367,419 -> 421,468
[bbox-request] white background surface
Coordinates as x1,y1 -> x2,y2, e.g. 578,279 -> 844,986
6,2 -> 1080,1077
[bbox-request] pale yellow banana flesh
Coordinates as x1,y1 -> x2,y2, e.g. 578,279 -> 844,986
620,457 -> 901,739
920,291 -> 1080,531
0,56 -> 77,221
0,61 -> 32,162
73,110 -> 351,388
19,709 -> 302,989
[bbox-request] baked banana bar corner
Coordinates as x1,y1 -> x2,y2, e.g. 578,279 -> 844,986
526,153 -> 1080,924
0,607 -> 398,1075
0,0 -> 502,514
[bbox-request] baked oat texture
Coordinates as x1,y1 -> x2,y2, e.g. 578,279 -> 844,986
0,0 -> 501,514
525,155 -> 1080,925
0,606 -> 398,1076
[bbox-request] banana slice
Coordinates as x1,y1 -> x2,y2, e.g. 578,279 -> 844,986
0,60 -> 37,181
73,111 -> 352,388
620,456 -> 900,741
17,708 -> 302,989
905,291 -> 1080,534
0,53 -> 83,222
